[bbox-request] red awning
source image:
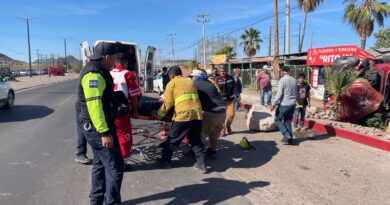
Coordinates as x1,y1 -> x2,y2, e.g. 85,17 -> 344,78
307,45 -> 376,66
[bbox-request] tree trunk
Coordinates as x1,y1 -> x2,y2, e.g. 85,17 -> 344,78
361,36 -> 367,50
273,0 -> 280,78
299,12 -> 307,53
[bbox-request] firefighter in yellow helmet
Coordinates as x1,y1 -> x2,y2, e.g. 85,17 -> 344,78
154,66 -> 207,174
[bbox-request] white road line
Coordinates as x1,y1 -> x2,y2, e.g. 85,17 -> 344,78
57,95 -> 75,107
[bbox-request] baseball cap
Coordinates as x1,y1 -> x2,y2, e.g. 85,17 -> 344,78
89,42 -> 120,60
190,69 -> 203,77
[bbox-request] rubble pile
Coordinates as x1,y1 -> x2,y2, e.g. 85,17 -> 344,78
306,107 -> 390,140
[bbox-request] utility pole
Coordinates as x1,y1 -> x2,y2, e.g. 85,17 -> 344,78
36,49 -> 40,70
310,31 -> 314,49
197,13 -> 210,69
268,26 -> 272,57
298,24 -> 301,53
283,26 -> 286,55
16,17 -> 36,78
64,39 -> 68,71
273,0 -> 280,77
285,0 -> 290,55
167,33 -> 176,65
157,49 -> 163,69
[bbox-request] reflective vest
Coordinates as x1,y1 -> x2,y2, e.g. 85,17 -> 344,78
215,75 -> 235,101
111,68 -> 130,99
157,76 -> 203,122
78,61 -> 117,127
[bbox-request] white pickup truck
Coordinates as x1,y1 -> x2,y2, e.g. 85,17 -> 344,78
0,76 -> 15,109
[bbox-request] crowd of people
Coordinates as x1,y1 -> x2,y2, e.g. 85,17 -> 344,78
74,42 -> 311,204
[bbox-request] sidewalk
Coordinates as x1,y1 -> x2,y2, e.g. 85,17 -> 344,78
240,88 -> 323,109
10,73 -> 79,91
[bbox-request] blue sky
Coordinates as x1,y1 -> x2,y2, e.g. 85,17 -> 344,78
0,0 -> 388,62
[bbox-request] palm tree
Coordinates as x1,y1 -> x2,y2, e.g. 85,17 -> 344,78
343,0 -> 390,50
240,28 -> 262,85
240,28 -> 262,60
298,0 -> 324,53
214,45 -> 237,60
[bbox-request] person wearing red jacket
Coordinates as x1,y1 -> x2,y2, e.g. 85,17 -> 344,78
111,53 -> 142,169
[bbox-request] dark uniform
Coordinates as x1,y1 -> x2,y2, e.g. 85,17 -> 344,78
78,43 -> 123,205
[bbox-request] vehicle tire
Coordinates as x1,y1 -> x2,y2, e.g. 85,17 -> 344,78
4,91 -> 14,109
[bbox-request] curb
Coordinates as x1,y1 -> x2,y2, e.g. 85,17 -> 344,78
240,102 -> 390,152
304,119 -> 390,152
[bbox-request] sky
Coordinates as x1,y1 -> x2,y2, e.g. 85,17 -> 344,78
0,0 -> 389,63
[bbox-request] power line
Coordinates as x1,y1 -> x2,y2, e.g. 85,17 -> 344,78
16,16 -> 38,78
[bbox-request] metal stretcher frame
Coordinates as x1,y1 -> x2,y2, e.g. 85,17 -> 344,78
131,117 -> 171,161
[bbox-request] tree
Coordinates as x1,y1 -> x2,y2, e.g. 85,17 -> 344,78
240,28 -> 262,60
183,60 -> 198,70
297,0 -> 324,52
214,45 -> 236,60
373,27 -> 390,48
343,0 -> 390,50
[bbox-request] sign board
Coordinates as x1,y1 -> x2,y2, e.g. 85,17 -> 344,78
307,45 -> 375,66
144,46 -> 156,92
211,55 -> 227,64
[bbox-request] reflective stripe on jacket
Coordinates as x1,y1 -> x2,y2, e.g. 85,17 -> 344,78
157,76 -> 203,122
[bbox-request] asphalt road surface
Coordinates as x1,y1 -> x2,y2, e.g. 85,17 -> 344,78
0,80 -> 390,205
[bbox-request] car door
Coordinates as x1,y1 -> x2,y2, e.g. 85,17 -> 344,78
144,46 -> 156,92
0,77 -> 6,99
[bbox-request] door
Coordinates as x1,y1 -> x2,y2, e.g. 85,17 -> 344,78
0,77 -> 7,99
144,46 -> 156,92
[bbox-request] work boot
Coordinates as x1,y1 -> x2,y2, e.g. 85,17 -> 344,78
193,163 -> 208,174
75,155 -> 91,164
205,148 -> 217,160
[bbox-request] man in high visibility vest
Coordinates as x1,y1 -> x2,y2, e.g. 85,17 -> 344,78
154,66 -> 207,174
110,53 -> 142,170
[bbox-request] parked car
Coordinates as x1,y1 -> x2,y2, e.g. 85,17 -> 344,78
0,76 -> 15,109
153,72 -> 163,94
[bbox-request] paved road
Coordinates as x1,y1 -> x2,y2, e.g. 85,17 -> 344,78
0,80 -> 390,205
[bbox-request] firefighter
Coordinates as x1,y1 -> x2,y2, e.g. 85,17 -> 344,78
154,66 -> 207,174
110,53 -> 142,170
214,66 -> 238,136
78,42 -> 123,204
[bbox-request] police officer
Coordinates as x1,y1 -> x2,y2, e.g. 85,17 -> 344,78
78,42 -> 124,205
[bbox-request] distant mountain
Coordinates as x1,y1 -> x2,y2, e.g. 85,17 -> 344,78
0,53 -> 26,64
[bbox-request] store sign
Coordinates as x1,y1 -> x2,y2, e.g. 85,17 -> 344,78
211,55 -> 227,64
307,45 -> 375,66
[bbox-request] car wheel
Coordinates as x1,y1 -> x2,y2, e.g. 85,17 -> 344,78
4,91 -> 14,109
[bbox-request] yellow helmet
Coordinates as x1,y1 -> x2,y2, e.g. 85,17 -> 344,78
240,137 -> 250,150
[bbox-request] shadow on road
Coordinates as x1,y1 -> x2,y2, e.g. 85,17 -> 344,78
121,178 -> 270,205
0,105 -> 54,123
127,139 -> 279,174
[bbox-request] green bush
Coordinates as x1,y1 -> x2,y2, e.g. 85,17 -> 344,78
366,113 -> 386,130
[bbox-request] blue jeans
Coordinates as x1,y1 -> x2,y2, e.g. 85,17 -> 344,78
82,124 -> 124,205
294,106 -> 306,128
75,102 -> 87,156
274,105 -> 295,137
260,88 -> 272,106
